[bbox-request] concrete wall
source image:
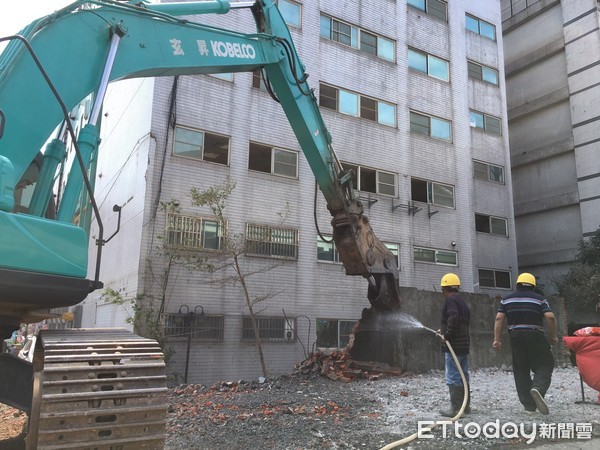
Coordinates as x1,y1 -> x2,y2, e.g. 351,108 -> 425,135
351,287 -> 567,373
503,0 -> 600,292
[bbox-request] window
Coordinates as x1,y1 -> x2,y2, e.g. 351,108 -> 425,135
242,316 -> 295,341
411,178 -> 455,208
408,0 -> 448,22
467,61 -> 498,86
342,163 -> 396,196
164,313 -> 224,341
166,213 -> 224,250
319,83 -> 396,127
246,223 -> 299,259
316,319 -> 356,348
414,246 -> 457,266
173,125 -> 229,165
408,48 -> 449,81
473,160 -> 504,184
319,14 -> 395,62
208,73 -> 233,82
410,111 -> 452,141
252,69 -> 267,91
249,142 -> 298,178
469,110 -> 501,135
466,14 -> 496,41
317,235 -> 399,268
475,214 -> 508,237
479,269 -> 511,289
277,0 -> 301,28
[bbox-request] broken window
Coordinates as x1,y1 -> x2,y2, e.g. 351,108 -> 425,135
341,163 -> 396,196
411,178 -> 455,208
316,319 -> 357,349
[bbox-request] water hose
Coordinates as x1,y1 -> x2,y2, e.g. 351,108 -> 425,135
379,329 -> 468,450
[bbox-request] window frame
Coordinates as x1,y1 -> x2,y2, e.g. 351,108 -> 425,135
242,316 -> 296,342
411,177 -> 455,209
413,246 -> 458,266
248,141 -> 299,179
469,110 -> 501,135
319,83 -> 397,127
316,318 -> 357,349
341,162 -> 397,197
408,0 -> 448,22
277,0 -> 302,29
317,235 -> 399,268
467,60 -> 499,86
165,212 -> 225,251
319,14 -> 396,62
478,268 -> 511,289
173,125 -> 230,165
465,13 -> 496,41
409,111 -> 452,142
473,160 -> 505,184
245,223 -> 299,260
408,48 -> 450,82
475,213 -> 508,237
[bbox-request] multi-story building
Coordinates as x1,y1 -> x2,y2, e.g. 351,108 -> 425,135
501,0 -> 600,292
79,0 -> 517,384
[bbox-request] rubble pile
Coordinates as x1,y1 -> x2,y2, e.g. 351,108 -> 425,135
294,349 -> 406,382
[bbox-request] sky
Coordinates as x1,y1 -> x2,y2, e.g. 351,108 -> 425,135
0,0 -> 74,36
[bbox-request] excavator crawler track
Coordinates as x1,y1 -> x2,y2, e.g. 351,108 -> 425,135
27,328 -> 167,450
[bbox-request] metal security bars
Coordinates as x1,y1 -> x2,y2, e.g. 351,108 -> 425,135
242,316 -> 296,341
164,313 -> 224,341
245,223 -> 299,259
165,212 -> 224,251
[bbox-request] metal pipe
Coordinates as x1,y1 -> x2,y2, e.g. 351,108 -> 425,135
89,30 -> 122,126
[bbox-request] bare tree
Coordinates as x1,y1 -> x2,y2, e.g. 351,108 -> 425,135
188,176 -> 288,378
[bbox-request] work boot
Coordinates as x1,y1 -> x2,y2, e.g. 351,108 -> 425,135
440,385 -> 463,417
530,388 -> 549,415
464,386 -> 471,414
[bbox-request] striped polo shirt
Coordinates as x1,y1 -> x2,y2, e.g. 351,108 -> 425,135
498,287 -> 552,332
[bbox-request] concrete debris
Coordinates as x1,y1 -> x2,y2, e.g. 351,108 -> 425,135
294,349 -> 406,382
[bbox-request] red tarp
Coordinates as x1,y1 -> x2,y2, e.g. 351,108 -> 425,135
563,335 -> 600,396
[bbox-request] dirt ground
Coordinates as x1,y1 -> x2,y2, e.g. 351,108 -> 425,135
2,365 -> 599,449
165,365 -> 600,450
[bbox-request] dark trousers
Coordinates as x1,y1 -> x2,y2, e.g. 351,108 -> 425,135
509,330 -> 554,410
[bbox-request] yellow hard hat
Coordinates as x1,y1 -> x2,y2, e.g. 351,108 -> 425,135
441,273 -> 460,287
516,272 -> 536,286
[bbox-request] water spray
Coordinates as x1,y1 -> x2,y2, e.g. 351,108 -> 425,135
378,317 -> 469,450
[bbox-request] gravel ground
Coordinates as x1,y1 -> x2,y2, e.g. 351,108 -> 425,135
166,365 -> 600,450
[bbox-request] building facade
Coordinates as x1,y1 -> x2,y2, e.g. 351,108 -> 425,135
501,0 -> 600,291
79,0 -> 517,384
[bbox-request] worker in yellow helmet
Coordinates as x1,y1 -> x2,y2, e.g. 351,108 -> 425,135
493,272 -> 558,415
438,273 -> 471,417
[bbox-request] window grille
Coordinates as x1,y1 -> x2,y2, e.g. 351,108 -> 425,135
242,316 -> 295,341
164,313 -> 224,341
166,212 -> 224,250
246,223 -> 299,259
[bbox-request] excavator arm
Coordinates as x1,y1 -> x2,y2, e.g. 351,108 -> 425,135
0,0 -> 400,330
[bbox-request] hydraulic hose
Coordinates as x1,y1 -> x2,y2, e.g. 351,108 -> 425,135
379,334 -> 468,450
